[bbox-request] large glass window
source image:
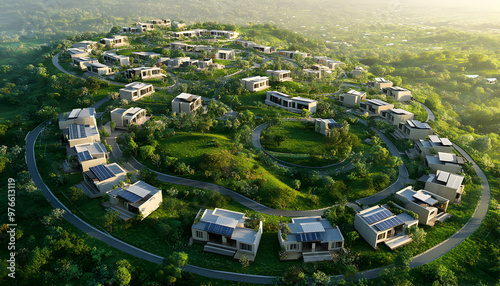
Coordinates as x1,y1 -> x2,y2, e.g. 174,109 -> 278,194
240,243 -> 252,251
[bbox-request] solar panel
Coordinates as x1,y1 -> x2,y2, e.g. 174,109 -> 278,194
89,165 -> 116,181
117,190 -> 143,203
297,232 -> 324,242
204,222 -> 235,237
436,171 -> 450,183
300,222 -> 325,233
363,209 -> 393,225
68,109 -> 81,119
440,138 -> 453,146
77,150 -> 93,162
374,216 -> 404,231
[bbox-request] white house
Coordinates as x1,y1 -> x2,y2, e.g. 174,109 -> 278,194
315,119 -> 342,136
425,170 -> 465,204
265,91 -> 317,113
110,107 -> 149,129
103,52 -> 130,66
74,142 -> 108,171
108,180 -> 163,219
426,152 -> 465,174
119,82 -> 155,101
82,163 -> 127,196
65,124 -> 100,148
395,186 -> 449,226
171,93 -> 203,115
339,90 -> 366,107
59,108 -> 97,129
266,70 -> 293,82
241,76 -> 270,92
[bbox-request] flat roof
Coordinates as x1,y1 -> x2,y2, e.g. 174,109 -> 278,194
346,89 -> 365,97
242,76 -> 268,82
434,170 -> 464,189
174,93 -> 201,102
74,142 -> 107,155
390,108 -> 413,115
374,77 -> 392,83
68,48 -> 87,54
386,86 -> 409,91
406,120 -> 431,129
68,124 -> 98,140
366,99 -> 391,106
89,62 -> 108,68
123,82 -> 152,90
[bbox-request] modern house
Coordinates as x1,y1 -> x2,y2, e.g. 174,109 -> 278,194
170,42 -> 189,51
202,29 -> 240,39
351,66 -> 366,78
100,35 -> 128,47
252,44 -> 273,54
485,78 -> 497,84
125,66 -> 163,80
354,205 -> 418,250
265,91 -> 317,113
150,19 -> 171,27
180,59 -> 199,68
72,57 -> 99,70
166,57 -> 191,68
171,30 -> 198,38
277,216 -> 344,262
359,99 -> 394,116
339,89 -> 366,106
395,186 -> 449,226
82,163 -> 127,196
278,50 -> 311,59
425,170 -> 465,204
110,107 -> 149,129
241,76 -> 270,92
395,120 -> 433,140
59,108 -> 97,129
86,62 -> 112,75
384,86 -> 413,102
234,39 -> 256,48
72,41 -> 98,52
304,65 -> 332,79
122,27 -> 139,33
67,48 -> 88,58
132,52 -> 161,61
103,52 -> 130,66
425,152 -> 465,174
380,109 -> 414,126
74,142 -> 108,171
136,22 -> 155,32
191,208 -> 263,261
414,135 -> 454,158
266,70 -> 293,82
108,181 -> 162,219
171,93 -> 203,115
312,56 -> 343,69
119,82 -> 155,102
216,49 -> 235,60
315,119 -> 342,136
367,78 -> 393,90
65,124 -> 100,148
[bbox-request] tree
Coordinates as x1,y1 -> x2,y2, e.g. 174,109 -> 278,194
301,109 -> 312,118
239,254 -> 250,268
114,266 -> 131,286
139,145 -> 155,159
68,186 -> 85,203
407,226 -> 426,245
312,270 -> 330,285
103,210 -> 119,232
473,136 -> 492,152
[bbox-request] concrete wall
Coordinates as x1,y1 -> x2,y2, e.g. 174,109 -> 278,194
68,134 -> 100,148
81,157 -> 107,172
138,190 -> 163,218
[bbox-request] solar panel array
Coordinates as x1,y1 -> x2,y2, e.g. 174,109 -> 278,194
117,190 -> 143,203
68,109 -> 81,119
297,232 -> 323,242
363,209 -> 393,225
374,216 -> 404,232
89,165 -> 116,181
204,222 -> 235,237
77,150 -> 93,161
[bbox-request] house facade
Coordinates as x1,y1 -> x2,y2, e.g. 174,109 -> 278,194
59,108 -> 97,129
67,48 -> 88,58
132,52 -> 161,61
86,63 -> 112,75
414,135 -> 454,158
110,107 -> 149,129
265,91 -> 317,113
425,152 -> 465,174
380,108 -> 414,126
339,90 -> 366,106
396,120 -> 433,140
241,76 -> 270,92
216,49 -> 235,60
166,57 -> 191,68
266,70 -> 293,82
395,186 -> 449,226
191,208 -> 263,261
354,205 -> 418,250
312,56 -> 343,69
100,35 -> 128,47
384,86 -> 413,101
172,93 -> 203,115
103,52 -> 130,66
119,82 -> 155,101
108,181 -> 162,219
425,170 -> 465,204
315,119 -> 342,136
359,99 -> 394,116
73,57 -> 99,70
277,50 -> 311,59
367,77 -> 393,90
65,124 -> 100,148
72,41 -> 97,52
125,67 -> 163,80
150,19 -> 171,27
277,216 -> 344,262
351,66 -> 365,78
74,142 -> 108,171
82,163 -> 127,196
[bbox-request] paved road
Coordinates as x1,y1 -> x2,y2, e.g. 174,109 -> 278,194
418,101 -> 436,122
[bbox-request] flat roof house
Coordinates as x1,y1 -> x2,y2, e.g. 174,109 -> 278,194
359,99 -> 394,116
351,66 -> 365,78
265,91 -> 317,113
426,152 -> 465,174
100,35 -> 128,47
119,82 -> 155,102
110,107 -> 149,129
192,208 -> 263,261
170,42 -> 189,51
266,70 -> 293,82
65,124 -> 100,148
277,216 -> 344,262
82,163 -> 127,196
312,56 -> 343,69
171,30 -> 199,38
150,19 -> 171,27
216,48 -> 235,60
381,108 -> 414,126
67,48 -> 89,58
384,86 -> 413,102
86,62 -> 112,75
73,57 -> 99,70
395,186 -> 449,226
108,180 -> 162,219
278,50 -> 311,59
137,22 -> 155,32
125,66 -> 163,80
354,205 -> 418,250
339,89 -> 366,106
74,142 -> 108,171
425,170 -> 465,204
234,39 -> 256,48
103,52 -> 130,66
414,135 -> 454,158
485,78 -> 497,84
122,27 -> 139,34
315,119 -> 342,136
252,44 -> 272,54
367,77 -> 393,90
132,51 -> 161,61
395,120 -> 433,140
72,41 -> 98,52
172,93 -> 203,115
59,108 -> 97,129
166,57 -> 191,68
241,76 -> 270,92
199,29 -> 239,39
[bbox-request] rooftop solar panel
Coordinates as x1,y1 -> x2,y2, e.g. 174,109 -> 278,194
68,109 -> 81,119
297,232 -> 324,242
363,209 -> 393,225
428,135 -> 440,143
300,222 -> 325,233
204,222 -> 235,237
436,171 -> 450,183
117,190 -> 143,203
374,216 -> 404,232
440,138 -> 453,146
77,150 -> 93,162
89,165 -> 116,181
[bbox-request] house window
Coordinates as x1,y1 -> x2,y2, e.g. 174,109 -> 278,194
335,241 -> 343,248
195,231 -> 203,238
289,244 -> 298,250
240,243 -> 252,251
377,233 -> 385,240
